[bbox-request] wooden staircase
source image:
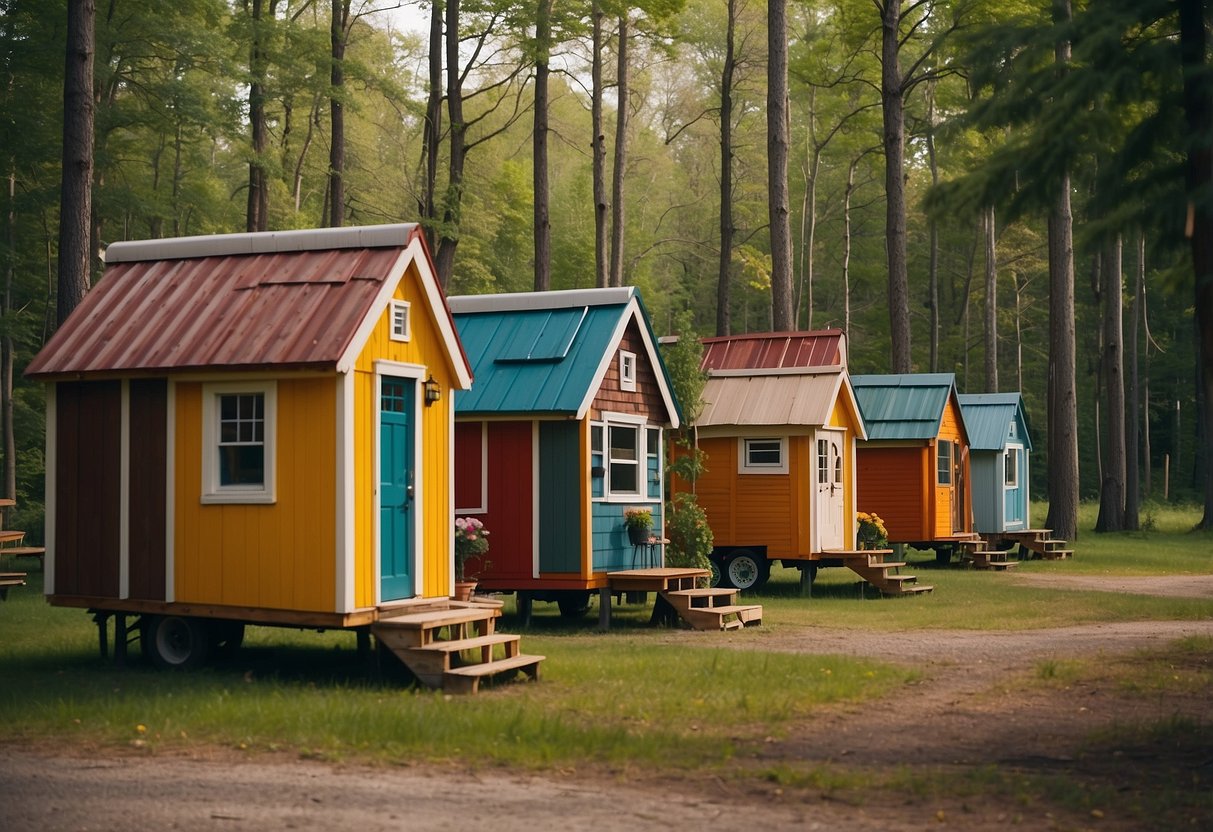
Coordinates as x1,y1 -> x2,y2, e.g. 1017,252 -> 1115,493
372,601 -> 544,695
980,529 -> 1073,560
954,534 -> 1019,570
607,568 -> 763,630
835,550 -> 934,595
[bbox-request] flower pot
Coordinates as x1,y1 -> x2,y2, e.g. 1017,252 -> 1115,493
453,580 -> 477,602
628,525 -> 652,545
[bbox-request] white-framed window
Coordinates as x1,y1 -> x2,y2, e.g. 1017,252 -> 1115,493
608,423 -> 641,495
937,440 -> 954,485
593,413 -> 657,500
1004,446 -> 1020,487
201,381 -> 277,504
389,300 -> 410,342
645,427 -> 662,498
739,437 -> 788,474
619,350 -> 637,392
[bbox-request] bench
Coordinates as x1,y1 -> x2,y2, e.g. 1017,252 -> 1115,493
0,571 -> 26,601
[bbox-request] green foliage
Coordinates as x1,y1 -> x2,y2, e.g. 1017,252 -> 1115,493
663,491 -> 713,572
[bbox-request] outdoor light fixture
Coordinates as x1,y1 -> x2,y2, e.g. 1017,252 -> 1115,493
424,375 -> 441,405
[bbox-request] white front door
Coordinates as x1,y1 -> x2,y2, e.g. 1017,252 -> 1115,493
815,429 -> 846,551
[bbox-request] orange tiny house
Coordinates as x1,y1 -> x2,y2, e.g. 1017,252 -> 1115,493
671,331 -> 867,590
26,225 -> 478,669
851,374 -> 974,559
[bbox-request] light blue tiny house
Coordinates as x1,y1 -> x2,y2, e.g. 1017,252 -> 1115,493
958,393 -> 1033,534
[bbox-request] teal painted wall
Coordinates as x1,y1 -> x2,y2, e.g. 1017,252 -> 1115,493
538,421 -> 583,573
591,502 -> 663,571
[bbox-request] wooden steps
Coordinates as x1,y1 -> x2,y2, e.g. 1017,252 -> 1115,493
834,550 -> 934,596
371,603 -> 543,694
977,529 -> 1073,561
0,571 -> 25,601
665,587 -> 763,630
954,536 -> 1017,570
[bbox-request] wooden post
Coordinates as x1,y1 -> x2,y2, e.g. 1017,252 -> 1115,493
1164,453 -> 1170,501
596,587 -> 610,631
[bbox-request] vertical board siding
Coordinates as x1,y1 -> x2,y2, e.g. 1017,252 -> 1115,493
538,421 -> 581,574
936,397 -> 970,537
970,454 -> 998,532
54,381 -> 122,598
127,379 -> 167,601
694,437 -> 738,544
463,421 -> 534,584
352,261 -> 456,602
453,421 -> 484,510
590,320 -> 667,421
856,446 -> 928,542
174,377 -> 338,612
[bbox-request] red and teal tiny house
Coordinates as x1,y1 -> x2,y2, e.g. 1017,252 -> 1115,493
449,288 -> 680,616
851,374 -> 974,553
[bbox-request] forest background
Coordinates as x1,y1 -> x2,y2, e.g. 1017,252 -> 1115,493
1,0 -> 1209,542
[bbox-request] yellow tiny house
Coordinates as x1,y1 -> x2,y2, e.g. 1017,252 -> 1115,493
27,224 -> 473,667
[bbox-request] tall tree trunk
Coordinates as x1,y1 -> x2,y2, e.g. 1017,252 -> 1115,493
926,83 -> 940,372
796,90 -> 820,331
843,156 -> 858,338
1044,0 -> 1079,542
983,204 -> 998,391
1095,236 -> 1126,532
716,0 -> 736,336
58,0 -> 94,325
1014,269 -> 1025,392
591,0 -> 608,288
434,0 -> 466,287
609,13 -> 629,288
420,0 -> 443,247
246,0 -> 269,233
767,0 -> 793,330
532,0 -> 552,291
1178,0 -> 1213,529
328,0 -> 351,228
3,167 -> 15,503
879,0 -> 911,371
1124,232 -> 1143,530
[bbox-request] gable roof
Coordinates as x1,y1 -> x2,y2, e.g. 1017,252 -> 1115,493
448,288 -> 679,426
26,224 -> 472,387
851,373 -> 963,441
958,392 -> 1033,452
700,329 -> 846,374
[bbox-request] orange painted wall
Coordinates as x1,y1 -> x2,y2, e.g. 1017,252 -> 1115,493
934,396 -> 971,537
174,377 -> 338,612
856,445 -> 929,542
352,260 -> 458,605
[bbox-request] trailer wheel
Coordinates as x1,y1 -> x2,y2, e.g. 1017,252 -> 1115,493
724,551 -> 768,591
208,620 -> 245,660
143,615 -> 211,670
557,591 -> 592,618
707,557 -> 723,588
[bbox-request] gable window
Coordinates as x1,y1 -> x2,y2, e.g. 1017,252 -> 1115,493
202,381 -> 276,504
609,424 -> 640,494
1004,447 -> 1019,487
389,300 -> 410,342
937,440 -> 953,485
740,437 -> 788,474
619,350 -> 637,392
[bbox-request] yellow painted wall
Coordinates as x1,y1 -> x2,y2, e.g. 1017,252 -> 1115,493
934,395 -> 970,537
174,377 -> 338,612
351,261 -> 457,605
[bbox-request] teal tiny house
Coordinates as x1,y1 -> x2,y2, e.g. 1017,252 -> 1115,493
957,393 -> 1033,534
448,288 -> 681,618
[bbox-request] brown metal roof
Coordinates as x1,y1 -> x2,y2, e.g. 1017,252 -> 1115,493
26,225 -> 448,378
700,330 -> 846,373
697,372 -> 846,427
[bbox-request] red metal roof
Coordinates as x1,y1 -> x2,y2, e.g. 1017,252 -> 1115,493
700,329 -> 846,372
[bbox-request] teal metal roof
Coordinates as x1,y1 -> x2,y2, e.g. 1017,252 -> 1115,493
449,288 -> 679,422
851,373 -> 957,440
958,393 -> 1033,452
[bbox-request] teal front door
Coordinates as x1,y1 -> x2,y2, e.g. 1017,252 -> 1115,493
380,377 -> 415,601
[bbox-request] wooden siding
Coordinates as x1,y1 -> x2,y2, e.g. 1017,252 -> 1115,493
53,381 -> 122,598
460,420 -> 535,587
128,379 -> 167,601
453,421 -> 484,511
174,377 -> 338,612
538,421 -> 582,574
856,445 -> 929,542
589,319 -> 666,421
352,260 -> 457,603
591,501 -> 662,571
827,392 -> 861,549
934,396 -> 970,537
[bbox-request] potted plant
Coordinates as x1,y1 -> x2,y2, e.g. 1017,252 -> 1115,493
856,511 -> 889,550
623,506 -> 654,545
453,516 -> 490,601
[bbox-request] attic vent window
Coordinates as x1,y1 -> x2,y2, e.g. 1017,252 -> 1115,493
620,350 -> 637,392
390,301 -> 410,342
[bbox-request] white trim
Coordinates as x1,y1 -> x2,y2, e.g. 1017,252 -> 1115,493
738,437 -> 789,475
119,381 -> 130,600
104,222 -> 423,263
389,300 -> 411,342
454,421 -> 489,514
619,350 -> 637,392
336,372 -> 356,613
199,381 -> 278,504
813,427 -> 848,552
165,381 -> 176,603
448,286 -> 635,313
532,421 -> 541,580
1004,443 -> 1023,488
43,385 -> 56,596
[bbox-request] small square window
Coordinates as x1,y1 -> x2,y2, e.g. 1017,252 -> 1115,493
937,440 -> 953,485
389,301 -> 410,342
619,350 -> 637,392
740,437 -> 787,474
1004,449 -> 1019,487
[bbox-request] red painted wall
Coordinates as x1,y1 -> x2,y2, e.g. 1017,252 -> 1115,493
455,420 -> 535,586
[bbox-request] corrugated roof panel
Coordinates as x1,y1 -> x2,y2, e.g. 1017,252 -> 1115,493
697,373 -> 841,427
851,374 -> 956,441
26,245 -> 403,376
495,307 -> 587,362
701,330 -> 844,372
958,393 -> 1031,451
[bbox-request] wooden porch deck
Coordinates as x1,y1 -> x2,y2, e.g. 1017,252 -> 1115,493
604,568 -> 763,631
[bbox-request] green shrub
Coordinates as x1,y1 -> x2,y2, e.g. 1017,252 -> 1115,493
664,491 -> 713,572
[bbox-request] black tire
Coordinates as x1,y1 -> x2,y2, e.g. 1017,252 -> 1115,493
556,591 -> 592,618
142,615 -> 211,670
707,556 -> 724,588
723,551 -> 768,591
208,620 -> 245,660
